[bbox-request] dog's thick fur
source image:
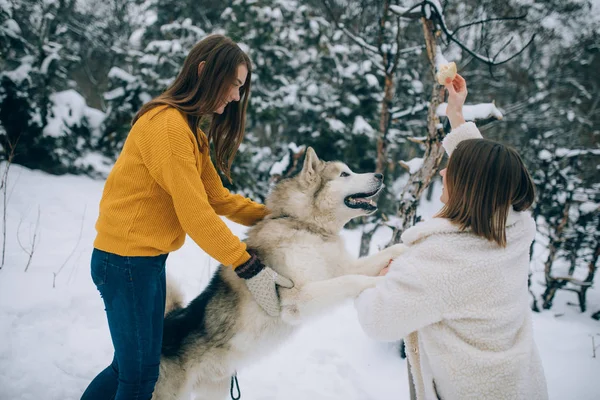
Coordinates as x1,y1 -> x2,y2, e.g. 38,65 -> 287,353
153,148 -> 406,399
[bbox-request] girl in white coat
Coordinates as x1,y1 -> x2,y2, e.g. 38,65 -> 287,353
355,75 -> 548,400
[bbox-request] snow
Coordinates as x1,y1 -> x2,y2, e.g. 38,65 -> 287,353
365,74 -> 379,87
539,149 -> 553,161
107,67 -> 136,83
347,94 -> 360,105
103,87 -> 125,101
389,5 -> 411,15
0,164 -> 599,400
436,102 -> 504,121
352,116 -> 375,137
269,151 -> 290,176
434,45 -> 449,69
555,148 -> 571,158
327,118 -> 346,132
269,143 -> 304,176
129,28 -> 146,48
2,18 -> 21,38
428,0 -> 444,15
145,40 -> 181,54
391,101 -> 428,119
411,79 -> 423,93
2,56 -> 33,84
555,148 -> 600,158
40,50 -> 61,74
399,157 -> 424,174
43,90 -> 105,138
579,202 -> 598,214
74,153 -> 114,177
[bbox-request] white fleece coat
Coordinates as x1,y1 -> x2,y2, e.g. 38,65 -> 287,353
355,122 -> 548,400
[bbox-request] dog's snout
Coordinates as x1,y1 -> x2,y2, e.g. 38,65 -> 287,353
374,173 -> 383,181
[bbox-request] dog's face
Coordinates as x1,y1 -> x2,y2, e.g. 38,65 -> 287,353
267,147 -> 383,229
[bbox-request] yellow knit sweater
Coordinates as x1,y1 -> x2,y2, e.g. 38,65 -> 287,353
94,105 -> 268,268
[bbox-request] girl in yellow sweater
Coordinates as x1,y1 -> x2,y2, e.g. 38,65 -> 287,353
82,35 -> 293,400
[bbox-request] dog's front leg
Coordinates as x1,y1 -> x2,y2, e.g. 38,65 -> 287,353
347,243 -> 407,276
280,275 -> 382,324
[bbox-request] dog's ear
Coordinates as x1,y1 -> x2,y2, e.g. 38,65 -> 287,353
301,147 -> 320,179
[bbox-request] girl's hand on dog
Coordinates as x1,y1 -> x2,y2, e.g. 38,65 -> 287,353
445,73 -> 468,129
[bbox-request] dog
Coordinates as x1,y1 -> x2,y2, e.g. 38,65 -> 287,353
153,147 -> 406,399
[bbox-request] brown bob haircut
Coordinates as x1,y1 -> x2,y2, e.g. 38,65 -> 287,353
437,139 -> 536,247
133,34 -> 251,181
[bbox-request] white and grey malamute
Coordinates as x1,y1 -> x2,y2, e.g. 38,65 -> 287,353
153,147 -> 406,399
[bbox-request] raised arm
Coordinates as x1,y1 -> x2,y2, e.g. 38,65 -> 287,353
442,74 -> 483,156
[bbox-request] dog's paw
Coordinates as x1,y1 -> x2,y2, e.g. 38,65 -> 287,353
362,276 -> 383,290
280,304 -> 303,325
386,243 -> 408,259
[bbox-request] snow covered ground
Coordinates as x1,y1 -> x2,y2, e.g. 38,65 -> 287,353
0,163 -> 599,399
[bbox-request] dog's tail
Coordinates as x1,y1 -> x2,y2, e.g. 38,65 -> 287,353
165,275 -> 184,315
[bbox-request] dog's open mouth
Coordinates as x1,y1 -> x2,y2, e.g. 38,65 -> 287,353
344,186 -> 382,212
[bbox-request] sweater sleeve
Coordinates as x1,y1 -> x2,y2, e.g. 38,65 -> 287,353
441,121 -> 483,156
355,258 -> 444,342
150,154 -> 250,267
200,144 -> 269,226
137,108 -> 250,268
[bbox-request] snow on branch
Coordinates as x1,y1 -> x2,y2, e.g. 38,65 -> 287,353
391,101 -> 429,119
108,67 -> 136,83
270,143 -> 306,177
538,148 -> 600,163
436,102 -> 503,121
389,5 -> 413,16
556,148 -> 600,158
399,157 -> 424,174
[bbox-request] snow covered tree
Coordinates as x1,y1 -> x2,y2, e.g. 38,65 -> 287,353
533,147 -> 600,311
318,1 -> 533,254
480,0 -> 600,311
221,0 -> 385,198
99,0 -> 388,199
0,0 -> 107,174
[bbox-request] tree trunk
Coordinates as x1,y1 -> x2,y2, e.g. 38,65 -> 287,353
541,195 -> 572,309
359,224 -> 379,257
426,177 -> 436,201
585,219 -> 600,284
376,74 -> 395,174
388,18 -> 446,245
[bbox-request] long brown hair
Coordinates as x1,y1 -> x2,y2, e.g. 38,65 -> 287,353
133,34 -> 252,181
437,139 -> 535,247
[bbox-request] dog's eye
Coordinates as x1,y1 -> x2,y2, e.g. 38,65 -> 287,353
340,172 -> 350,177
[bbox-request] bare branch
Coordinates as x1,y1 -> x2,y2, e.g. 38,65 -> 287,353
18,207 -> 41,272
377,0 -> 390,67
389,3 -> 423,18
1,133 -> 20,269
391,101 -> 429,119
320,0 -> 380,56
453,15 -> 529,35
390,0 -> 535,67
53,205 -> 86,288
492,36 -> 514,63
424,0 -> 536,67
389,6 -> 403,76
407,136 -> 427,144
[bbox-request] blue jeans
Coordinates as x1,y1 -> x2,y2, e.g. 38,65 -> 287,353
81,249 -> 168,400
